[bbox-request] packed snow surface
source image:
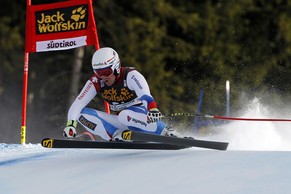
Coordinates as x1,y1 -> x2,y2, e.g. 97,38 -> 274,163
2,101 -> 291,194
1,143 -> 291,194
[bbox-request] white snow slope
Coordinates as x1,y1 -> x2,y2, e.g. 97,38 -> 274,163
1,143 -> 291,194
2,102 -> 291,194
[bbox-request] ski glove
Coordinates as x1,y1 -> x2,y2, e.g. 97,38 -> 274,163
147,108 -> 163,123
63,120 -> 77,139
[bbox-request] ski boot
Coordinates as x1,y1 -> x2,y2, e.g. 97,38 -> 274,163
161,126 -> 194,139
111,129 -> 128,142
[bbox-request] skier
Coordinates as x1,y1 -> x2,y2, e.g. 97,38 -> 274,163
63,47 -> 180,141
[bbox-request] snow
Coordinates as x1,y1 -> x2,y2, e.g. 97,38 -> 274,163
2,101 -> 291,194
1,144 -> 291,194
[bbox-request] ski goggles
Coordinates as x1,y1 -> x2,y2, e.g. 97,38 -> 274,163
94,66 -> 113,78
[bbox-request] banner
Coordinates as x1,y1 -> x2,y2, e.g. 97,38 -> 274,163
25,0 -> 98,52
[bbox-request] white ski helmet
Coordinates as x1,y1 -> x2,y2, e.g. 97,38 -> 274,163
91,47 -> 120,77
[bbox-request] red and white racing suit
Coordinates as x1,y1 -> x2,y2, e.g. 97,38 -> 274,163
67,67 -> 166,140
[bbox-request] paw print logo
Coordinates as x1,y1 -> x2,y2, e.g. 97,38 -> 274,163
71,6 -> 86,21
121,88 -> 130,96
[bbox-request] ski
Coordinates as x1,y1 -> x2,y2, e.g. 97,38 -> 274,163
41,138 -> 190,150
121,130 -> 229,151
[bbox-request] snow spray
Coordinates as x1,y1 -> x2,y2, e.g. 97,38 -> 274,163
211,98 -> 291,151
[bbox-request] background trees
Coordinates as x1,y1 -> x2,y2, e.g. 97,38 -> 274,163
1,0 -> 291,143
